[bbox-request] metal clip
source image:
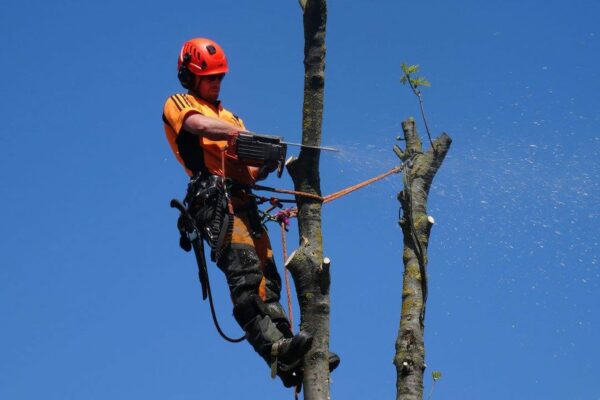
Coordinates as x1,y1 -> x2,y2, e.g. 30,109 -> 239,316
186,230 -> 198,242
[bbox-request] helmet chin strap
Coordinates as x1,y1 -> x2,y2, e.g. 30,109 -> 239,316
188,79 -> 204,100
189,76 -> 201,96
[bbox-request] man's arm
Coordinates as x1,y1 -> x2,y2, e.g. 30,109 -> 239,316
183,113 -> 241,141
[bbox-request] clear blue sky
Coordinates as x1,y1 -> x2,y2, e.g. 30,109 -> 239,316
1,0 -> 598,399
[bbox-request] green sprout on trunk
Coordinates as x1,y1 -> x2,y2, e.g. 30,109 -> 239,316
427,370 -> 443,400
400,63 -> 435,150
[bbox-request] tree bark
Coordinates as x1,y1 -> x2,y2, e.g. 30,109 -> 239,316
286,1 -> 329,399
393,118 -> 451,400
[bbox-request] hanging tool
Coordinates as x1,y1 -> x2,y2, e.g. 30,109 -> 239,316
170,198 -> 245,343
170,199 -> 209,300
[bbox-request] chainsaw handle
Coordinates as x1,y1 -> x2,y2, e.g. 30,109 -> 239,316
243,130 -> 283,141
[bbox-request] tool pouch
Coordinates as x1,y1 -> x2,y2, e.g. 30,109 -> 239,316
184,174 -> 233,263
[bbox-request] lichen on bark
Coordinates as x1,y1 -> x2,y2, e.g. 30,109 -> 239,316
394,118 -> 451,400
285,1 -> 330,399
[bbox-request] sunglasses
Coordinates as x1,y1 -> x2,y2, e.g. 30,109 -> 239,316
205,74 -> 225,82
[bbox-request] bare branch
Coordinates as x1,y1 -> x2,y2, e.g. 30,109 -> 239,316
288,0 -> 330,399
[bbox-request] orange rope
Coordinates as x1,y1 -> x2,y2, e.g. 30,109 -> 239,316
323,165 -> 403,203
267,165 -> 403,397
280,223 -> 294,333
263,187 -> 323,201
274,165 -> 402,339
257,165 -> 403,204
279,223 -> 300,397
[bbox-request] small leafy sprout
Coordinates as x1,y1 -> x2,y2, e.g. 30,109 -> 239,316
400,62 -> 435,150
400,63 -> 431,91
428,370 -> 443,400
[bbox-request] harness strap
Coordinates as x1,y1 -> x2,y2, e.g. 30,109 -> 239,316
170,199 -> 245,344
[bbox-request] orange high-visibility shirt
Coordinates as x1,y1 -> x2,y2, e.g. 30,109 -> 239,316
162,93 -> 259,184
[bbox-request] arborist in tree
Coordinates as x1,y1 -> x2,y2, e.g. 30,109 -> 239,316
162,37 -> 325,388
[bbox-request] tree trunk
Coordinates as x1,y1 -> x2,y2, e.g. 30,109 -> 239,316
285,1 -> 329,400
393,118 -> 451,400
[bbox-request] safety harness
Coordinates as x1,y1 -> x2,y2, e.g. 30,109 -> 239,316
170,160 -> 408,344
171,176 -> 245,343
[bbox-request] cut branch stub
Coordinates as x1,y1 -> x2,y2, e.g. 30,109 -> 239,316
289,1 -> 330,399
394,117 -> 452,400
402,118 -> 423,154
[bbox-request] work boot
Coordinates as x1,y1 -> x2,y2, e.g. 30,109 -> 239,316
278,352 -> 340,389
271,331 -> 313,387
272,330 -> 313,366
328,352 -> 341,372
277,363 -> 303,388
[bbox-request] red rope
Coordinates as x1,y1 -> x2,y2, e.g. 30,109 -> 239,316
262,186 -> 323,201
323,165 -> 403,203
271,166 -> 402,344
278,214 -> 298,397
256,165 -> 403,204
280,222 -> 294,332
264,166 -> 402,397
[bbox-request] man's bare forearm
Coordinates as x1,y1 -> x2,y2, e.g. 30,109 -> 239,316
183,113 -> 241,140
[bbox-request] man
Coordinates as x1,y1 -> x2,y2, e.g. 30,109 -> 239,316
162,37 -> 313,387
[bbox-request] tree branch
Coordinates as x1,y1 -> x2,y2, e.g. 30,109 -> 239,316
287,1 -> 330,399
394,118 -> 451,400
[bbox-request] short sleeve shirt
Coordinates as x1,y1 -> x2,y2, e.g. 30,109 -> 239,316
163,93 -> 259,184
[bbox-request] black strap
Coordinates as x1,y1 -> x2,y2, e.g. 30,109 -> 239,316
176,130 -> 208,176
203,255 -> 246,343
170,199 -> 245,344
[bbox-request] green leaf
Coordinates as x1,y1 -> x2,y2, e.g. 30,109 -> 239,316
432,371 -> 442,381
414,77 -> 431,88
400,75 -> 408,84
408,64 -> 419,74
401,63 -> 410,75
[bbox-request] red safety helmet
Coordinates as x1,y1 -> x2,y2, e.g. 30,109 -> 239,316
177,38 -> 228,88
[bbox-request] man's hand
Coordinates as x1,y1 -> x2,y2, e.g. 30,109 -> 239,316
226,130 -> 240,147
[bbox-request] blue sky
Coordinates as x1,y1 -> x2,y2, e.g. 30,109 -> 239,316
1,0 -> 598,399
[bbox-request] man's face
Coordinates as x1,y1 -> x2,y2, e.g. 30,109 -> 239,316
196,74 -> 225,102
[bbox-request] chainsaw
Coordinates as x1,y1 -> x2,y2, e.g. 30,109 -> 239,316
227,132 -> 338,178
